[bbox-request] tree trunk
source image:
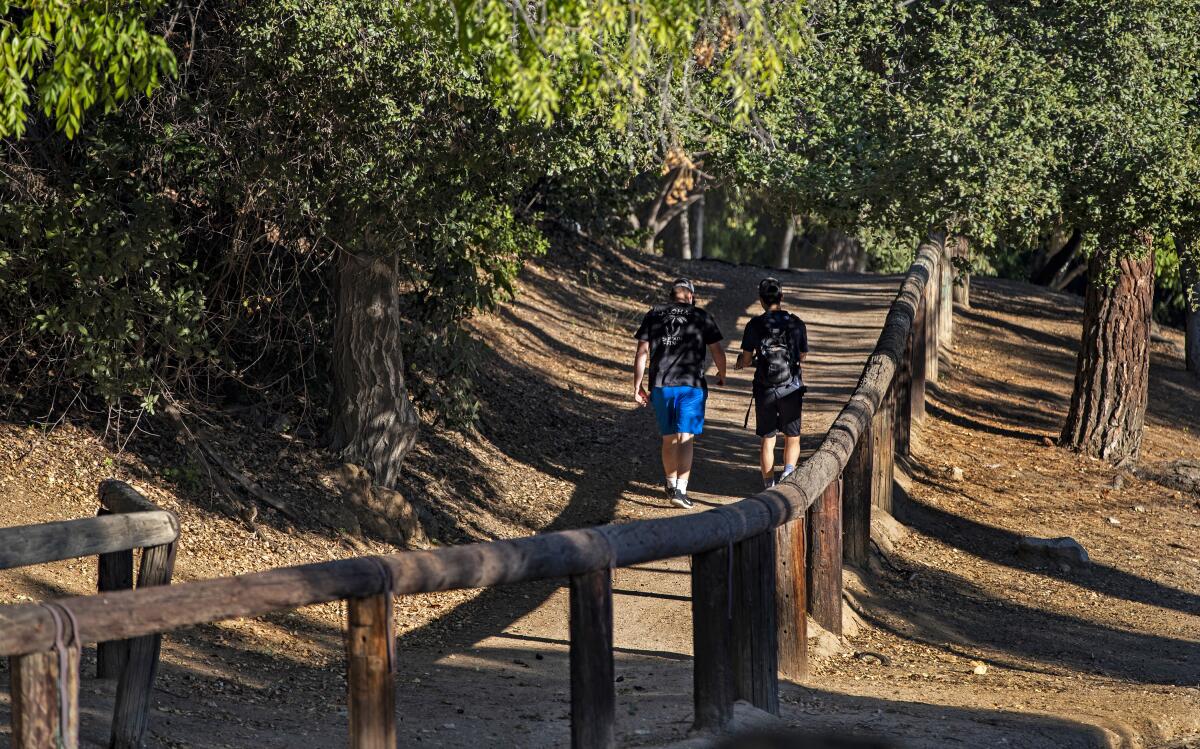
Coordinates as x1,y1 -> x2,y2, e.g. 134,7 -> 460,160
329,249 -> 420,488
823,229 -> 862,272
1188,282 -> 1199,379
952,235 -> 970,307
679,206 -> 692,260
1032,228 -> 1082,286
1061,247 -> 1154,464
778,217 -> 796,270
691,195 -> 705,260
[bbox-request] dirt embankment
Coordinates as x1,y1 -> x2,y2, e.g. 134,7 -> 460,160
1,240 -> 1199,748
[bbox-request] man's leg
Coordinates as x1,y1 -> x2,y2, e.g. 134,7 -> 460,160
662,434 -> 678,483
779,390 -> 803,479
676,433 -> 694,488
760,434 -> 777,482
782,435 -> 801,476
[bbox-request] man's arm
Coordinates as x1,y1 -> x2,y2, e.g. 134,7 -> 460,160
735,350 -> 754,370
708,341 -> 727,386
633,340 -> 650,406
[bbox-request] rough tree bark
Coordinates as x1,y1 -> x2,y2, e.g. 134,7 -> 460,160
1032,229 -> 1082,287
1061,246 -> 1155,464
949,235 -> 970,307
1188,281 -> 1199,379
329,249 -> 420,488
691,196 -> 705,260
778,217 -> 796,270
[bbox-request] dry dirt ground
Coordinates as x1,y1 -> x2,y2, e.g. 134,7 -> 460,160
1,238 -> 1198,748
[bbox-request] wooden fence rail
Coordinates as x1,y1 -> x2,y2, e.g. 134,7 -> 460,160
1,238 -> 951,748
2,479 -> 178,749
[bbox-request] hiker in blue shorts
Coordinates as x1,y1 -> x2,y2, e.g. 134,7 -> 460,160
633,278 -> 726,509
736,277 -> 809,488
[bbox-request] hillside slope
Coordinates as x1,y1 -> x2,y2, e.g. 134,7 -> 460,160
1,238 -> 1198,748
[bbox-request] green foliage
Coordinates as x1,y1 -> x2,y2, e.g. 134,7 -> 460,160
429,0 -> 808,126
0,140 -> 206,408
1,0 -> 654,429
0,0 -> 176,138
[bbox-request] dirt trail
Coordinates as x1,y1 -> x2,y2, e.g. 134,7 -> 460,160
2,242 -> 1199,748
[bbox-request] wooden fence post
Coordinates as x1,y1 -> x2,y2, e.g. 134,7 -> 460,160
775,515 -> 807,682
570,568 -> 615,749
96,513 -> 133,679
692,547 -> 734,730
940,247 -> 954,350
109,541 -> 177,749
731,532 -> 779,715
925,257 -> 940,385
911,294 -> 928,427
895,325 -> 913,459
346,591 -> 397,749
806,480 -> 843,636
11,645 -> 79,749
872,381 -> 897,515
843,415 -> 873,568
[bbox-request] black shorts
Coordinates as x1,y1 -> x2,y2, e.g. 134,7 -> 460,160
754,386 -> 804,438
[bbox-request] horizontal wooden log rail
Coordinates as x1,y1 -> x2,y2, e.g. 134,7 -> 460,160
2,480 -> 179,749
1,239 -> 951,748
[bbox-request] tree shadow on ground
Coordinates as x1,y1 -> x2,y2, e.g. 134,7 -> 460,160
897,497 -> 1200,617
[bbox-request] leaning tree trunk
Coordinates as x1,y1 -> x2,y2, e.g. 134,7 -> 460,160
329,249 -> 420,488
1061,247 -> 1154,464
1187,281 -> 1199,379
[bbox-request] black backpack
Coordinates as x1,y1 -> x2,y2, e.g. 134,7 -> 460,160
757,314 -> 795,387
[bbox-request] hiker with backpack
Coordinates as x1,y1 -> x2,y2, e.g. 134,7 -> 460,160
633,277 -> 726,509
736,277 -> 809,488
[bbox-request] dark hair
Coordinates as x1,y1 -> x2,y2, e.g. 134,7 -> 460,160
758,277 -> 783,305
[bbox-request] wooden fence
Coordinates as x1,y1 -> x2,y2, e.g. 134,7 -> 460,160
1,480 -> 179,748
0,238 -> 952,748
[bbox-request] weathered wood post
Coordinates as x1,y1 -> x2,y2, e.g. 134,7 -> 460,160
110,541 -> 177,749
731,532 -> 778,714
692,546 -> 734,730
842,414 -> 874,568
11,644 -> 80,749
570,568 -> 615,749
96,517 -> 134,680
911,294 -> 928,427
806,480 -> 843,636
775,514 -> 807,682
925,252 -> 940,386
894,324 -> 913,459
940,244 -> 954,350
346,591 -> 397,749
872,381 -> 897,515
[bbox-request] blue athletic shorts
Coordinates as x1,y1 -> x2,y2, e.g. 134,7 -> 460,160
650,386 -> 707,435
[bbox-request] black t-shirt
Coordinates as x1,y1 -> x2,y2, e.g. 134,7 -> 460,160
634,303 -> 724,388
740,310 -> 809,393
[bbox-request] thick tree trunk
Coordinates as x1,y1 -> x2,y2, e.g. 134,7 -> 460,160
691,195 -> 705,260
1032,229 -> 1082,286
778,217 -> 795,270
822,229 -> 862,272
329,250 -> 420,488
951,235 -> 970,307
1187,283 -> 1199,379
1061,247 -> 1154,464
